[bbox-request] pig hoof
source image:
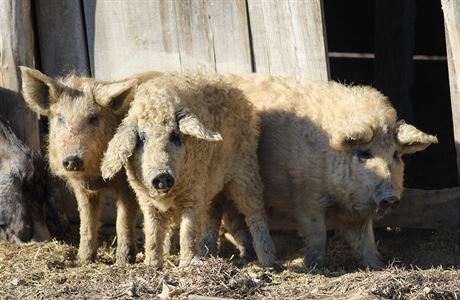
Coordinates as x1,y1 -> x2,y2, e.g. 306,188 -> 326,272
179,256 -> 195,268
304,256 -> 325,270
78,256 -> 95,265
365,260 -> 385,271
144,256 -> 163,269
116,247 -> 137,265
77,251 -> 96,265
257,253 -> 276,268
267,261 -> 284,273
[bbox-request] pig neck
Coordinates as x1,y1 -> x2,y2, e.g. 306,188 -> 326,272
75,176 -> 107,192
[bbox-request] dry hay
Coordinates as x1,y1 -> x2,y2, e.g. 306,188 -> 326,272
0,229 -> 459,299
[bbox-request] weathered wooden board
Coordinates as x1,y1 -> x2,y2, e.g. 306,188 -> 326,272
0,0 -> 40,151
268,188 -> 460,230
174,0 -> 252,73
247,0 -> 329,82
82,0 -> 251,80
34,0 -> 90,77
442,0 -> 460,185
83,0 -> 181,79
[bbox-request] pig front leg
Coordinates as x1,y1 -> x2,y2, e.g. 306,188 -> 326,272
73,186 -> 104,264
141,204 -> 167,268
115,190 -> 140,264
341,218 -> 384,270
179,206 -> 200,267
296,202 -> 327,269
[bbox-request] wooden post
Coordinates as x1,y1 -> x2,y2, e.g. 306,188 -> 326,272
246,0 -> 329,82
34,0 -> 91,77
441,0 -> 460,185
0,0 -> 40,151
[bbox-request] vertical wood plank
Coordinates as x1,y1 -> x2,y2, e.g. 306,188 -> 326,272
247,0 -> 329,82
83,0 -> 182,80
442,0 -> 460,184
0,0 -> 40,151
208,0 -> 252,73
35,0 -> 90,77
82,0 -> 252,80
174,0 -> 252,73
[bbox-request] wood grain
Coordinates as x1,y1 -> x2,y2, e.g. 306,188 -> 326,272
82,0 -> 251,80
0,0 -> 40,150
247,0 -> 329,82
442,0 -> 460,184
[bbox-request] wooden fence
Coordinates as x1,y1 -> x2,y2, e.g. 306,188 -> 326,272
0,0 -> 459,228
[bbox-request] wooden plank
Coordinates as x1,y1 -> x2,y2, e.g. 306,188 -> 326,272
377,188 -> 460,228
174,0 -> 251,73
247,0 -> 329,82
83,0 -> 251,80
268,188 -> 460,230
441,0 -> 460,184
34,0 -> 90,77
0,0 -> 40,151
374,0 -> 416,123
207,0 -> 252,73
82,0 -> 181,80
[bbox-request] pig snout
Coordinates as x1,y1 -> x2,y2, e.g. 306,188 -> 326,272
151,172 -> 175,192
62,155 -> 84,171
378,196 -> 400,210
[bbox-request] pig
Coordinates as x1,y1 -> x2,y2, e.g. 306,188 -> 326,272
230,74 -> 438,269
0,116 -> 50,243
101,74 -> 276,268
20,67 -> 160,264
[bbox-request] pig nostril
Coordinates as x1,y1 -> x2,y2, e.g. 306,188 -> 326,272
62,156 -> 83,171
379,196 -> 400,210
152,173 -> 175,191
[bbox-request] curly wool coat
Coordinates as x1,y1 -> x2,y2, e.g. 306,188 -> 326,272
101,73 -> 275,268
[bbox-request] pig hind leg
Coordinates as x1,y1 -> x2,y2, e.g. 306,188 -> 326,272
198,196 -> 224,258
115,193 -> 139,264
221,200 -> 256,260
224,162 -> 275,267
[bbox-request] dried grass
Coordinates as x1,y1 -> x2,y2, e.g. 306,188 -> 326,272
0,229 -> 458,299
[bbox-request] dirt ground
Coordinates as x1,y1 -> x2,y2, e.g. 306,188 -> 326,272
0,228 -> 459,299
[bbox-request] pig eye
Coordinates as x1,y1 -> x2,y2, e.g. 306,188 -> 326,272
137,132 -> 147,148
357,150 -> 372,161
56,113 -> 65,124
88,112 -> 99,125
170,132 -> 182,146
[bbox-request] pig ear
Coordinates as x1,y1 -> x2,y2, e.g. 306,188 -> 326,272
94,78 -> 139,112
396,120 -> 438,154
101,118 -> 138,180
176,107 -> 222,142
330,125 -> 374,150
20,66 -> 60,116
